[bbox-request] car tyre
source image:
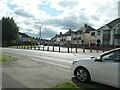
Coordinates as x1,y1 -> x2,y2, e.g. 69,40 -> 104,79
75,67 -> 90,83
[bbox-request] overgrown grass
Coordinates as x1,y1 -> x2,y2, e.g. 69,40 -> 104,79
0,54 -> 16,62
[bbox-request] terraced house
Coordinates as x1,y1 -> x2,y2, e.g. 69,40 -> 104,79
51,18 -> 120,47
74,24 -> 96,46
96,18 -> 120,46
51,24 -> 96,47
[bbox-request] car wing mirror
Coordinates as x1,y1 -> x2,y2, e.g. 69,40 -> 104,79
95,57 -> 102,62
91,56 -> 95,59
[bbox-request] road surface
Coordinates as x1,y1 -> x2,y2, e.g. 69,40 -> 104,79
1,48 -> 118,89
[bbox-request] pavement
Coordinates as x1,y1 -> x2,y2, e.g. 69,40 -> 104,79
1,48 -> 118,89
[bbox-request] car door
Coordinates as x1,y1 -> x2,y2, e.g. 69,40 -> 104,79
92,50 -> 120,88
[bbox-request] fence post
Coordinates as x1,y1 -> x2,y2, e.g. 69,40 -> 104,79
97,46 -> 98,53
83,48 -> 85,53
82,40 -> 85,53
34,45 -> 36,50
53,43 -> 54,52
43,46 -> 44,51
90,46 -> 92,53
30,45 -> 32,49
67,46 -> 69,53
38,46 -> 40,50
76,47 -> 77,53
59,44 -> 60,52
47,45 -> 49,51
103,50 -> 104,52
83,44 -> 85,53
24,45 -> 25,49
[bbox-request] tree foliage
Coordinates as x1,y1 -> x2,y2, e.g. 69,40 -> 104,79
2,17 -> 19,46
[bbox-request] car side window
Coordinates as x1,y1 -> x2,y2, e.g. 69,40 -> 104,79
101,52 -> 115,62
114,51 -> 120,61
101,50 -> 120,62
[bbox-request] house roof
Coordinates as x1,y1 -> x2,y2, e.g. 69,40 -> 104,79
107,18 -> 120,28
77,24 -> 95,33
97,18 -> 120,30
19,32 -> 30,38
85,26 -> 95,33
57,32 -> 63,37
63,29 -> 74,36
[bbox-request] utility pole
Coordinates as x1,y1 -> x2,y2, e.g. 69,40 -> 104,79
39,27 -> 41,46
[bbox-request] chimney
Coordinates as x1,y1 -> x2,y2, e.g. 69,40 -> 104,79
84,24 -> 88,28
69,29 -> 72,32
55,34 -> 57,37
60,32 -> 62,35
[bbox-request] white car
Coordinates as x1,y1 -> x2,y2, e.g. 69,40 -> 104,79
71,48 -> 120,88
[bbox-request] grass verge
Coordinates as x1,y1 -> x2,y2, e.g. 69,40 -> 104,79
52,82 -> 84,90
0,54 -> 17,62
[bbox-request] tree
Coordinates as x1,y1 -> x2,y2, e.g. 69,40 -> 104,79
2,17 -> 19,46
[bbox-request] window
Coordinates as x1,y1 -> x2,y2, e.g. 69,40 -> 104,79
115,26 -> 120,34
97,31 -> 101,35
101,50 -> 120,62
91,32 -> 95,36
103,30 -> 110,34
78,37 -> 81,40
73,38 -> 76,40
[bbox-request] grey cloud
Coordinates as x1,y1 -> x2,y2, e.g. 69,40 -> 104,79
15,9 -> 34,18
96,2 -> 118,18
34,24 -> 41,29
24,21 -> 32,25
118,1 -> 120,18
58,1 -> 79,9
91,16 -> 99,21
43,14 -> 90,30
41,28 -> 58,38
21,28 -> 57,38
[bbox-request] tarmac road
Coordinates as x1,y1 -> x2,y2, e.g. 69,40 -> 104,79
1,48 -> 118,89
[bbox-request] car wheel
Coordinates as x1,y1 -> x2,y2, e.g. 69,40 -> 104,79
75,67 -> 90,83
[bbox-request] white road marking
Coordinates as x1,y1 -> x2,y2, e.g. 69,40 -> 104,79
30,58 -> 71,69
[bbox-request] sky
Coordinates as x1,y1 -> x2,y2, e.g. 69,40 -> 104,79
0,0 -> 119,39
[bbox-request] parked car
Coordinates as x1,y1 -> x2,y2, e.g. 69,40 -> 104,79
71,48 -> 120,88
